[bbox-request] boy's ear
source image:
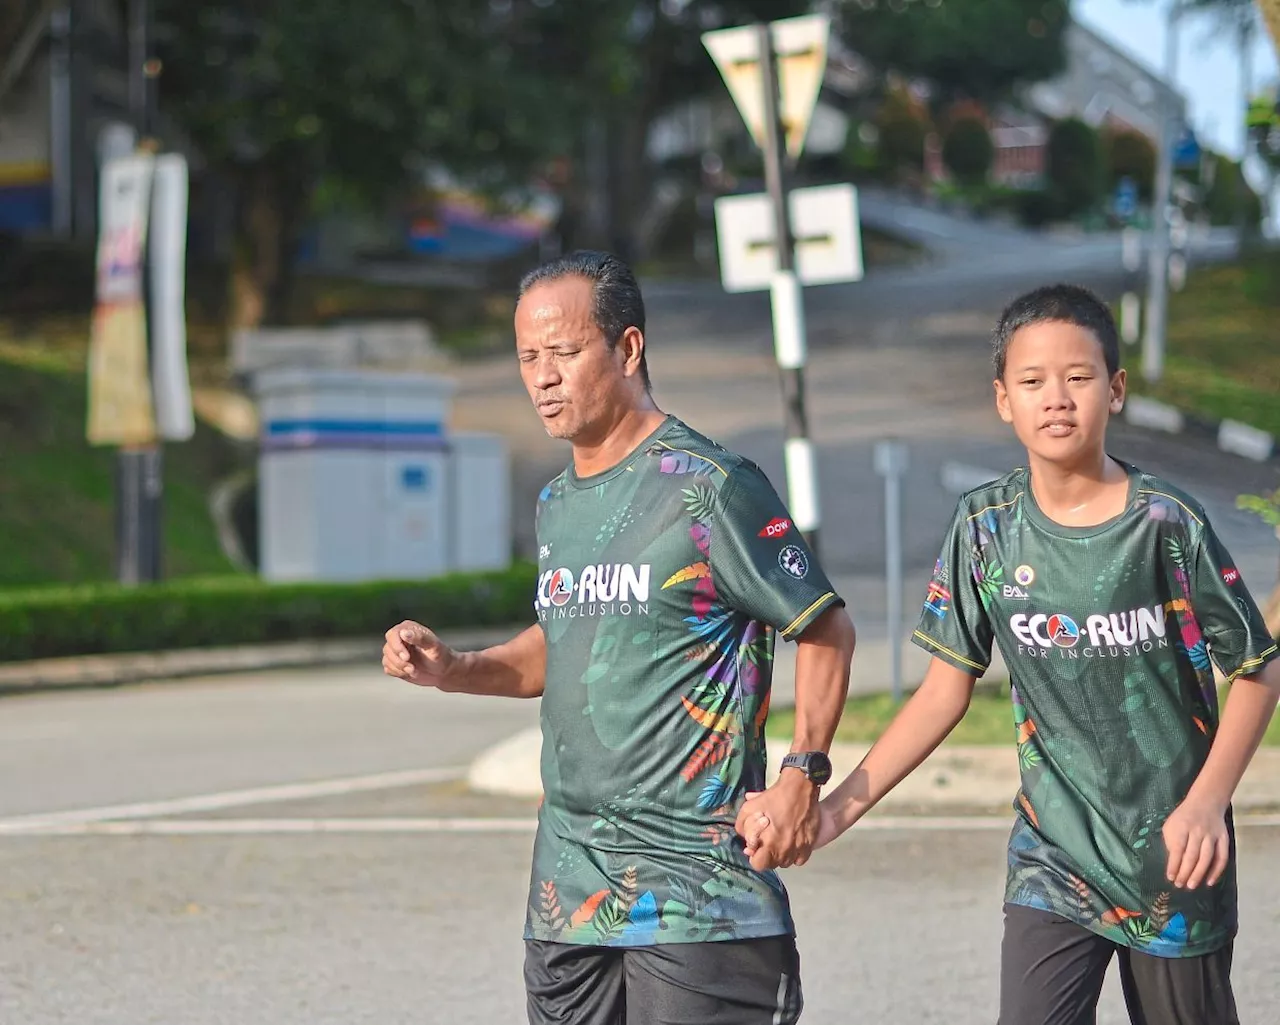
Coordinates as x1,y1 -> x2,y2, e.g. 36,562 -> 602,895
994,377 -> 1014,424
1109,369 -> 1127,415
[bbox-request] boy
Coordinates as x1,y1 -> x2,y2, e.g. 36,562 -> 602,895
741,285 -> 1279,1024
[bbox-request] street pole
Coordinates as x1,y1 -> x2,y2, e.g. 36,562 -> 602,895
1143,0 -> 1182,385
874,440 -> 908,704
756,22 -> 820,557
119,0 -> 163,584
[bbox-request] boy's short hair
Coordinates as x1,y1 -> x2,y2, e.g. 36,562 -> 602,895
992,284 -> 1121,380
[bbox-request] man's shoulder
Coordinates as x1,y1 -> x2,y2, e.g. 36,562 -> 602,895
645,419 -> 753,489
537,469 -> 573,508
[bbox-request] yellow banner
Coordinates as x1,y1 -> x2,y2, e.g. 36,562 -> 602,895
86,302 -> 157,446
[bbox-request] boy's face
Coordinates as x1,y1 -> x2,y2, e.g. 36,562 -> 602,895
994,321 -> 1126,467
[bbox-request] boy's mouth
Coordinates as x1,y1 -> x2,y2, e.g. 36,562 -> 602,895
1040,419 -> 1076,437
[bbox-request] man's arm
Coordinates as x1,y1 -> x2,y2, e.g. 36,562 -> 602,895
382,621 -> 546,699
1163,658 -> 1280,890
742,655 -> 976,862
735,605 -> 855,870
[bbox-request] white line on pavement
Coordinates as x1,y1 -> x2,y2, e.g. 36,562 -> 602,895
4,813 -> 1279,839
0,766 -> 465,834
4,817 -> 537,836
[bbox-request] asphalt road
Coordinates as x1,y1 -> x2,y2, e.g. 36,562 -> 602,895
2,673 -> 1279,1025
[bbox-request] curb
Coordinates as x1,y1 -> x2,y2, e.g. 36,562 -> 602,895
467,728 -> 1280,814
0,626 -> 521,697
1124,396 -> 1278,465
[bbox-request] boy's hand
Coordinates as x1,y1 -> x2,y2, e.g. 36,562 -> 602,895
1162,795 -> 1230,890
739,795 -> 842,866
814,801 -> 840,850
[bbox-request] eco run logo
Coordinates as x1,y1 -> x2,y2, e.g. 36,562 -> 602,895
1009,605 -> 1172,661
535,564 -> 652,621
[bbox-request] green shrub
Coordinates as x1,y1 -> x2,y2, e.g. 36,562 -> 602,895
942,117 -> 994,187
1103,129 -> 1156,201
0,564 -> 537,663
1047,118 -> 1104,217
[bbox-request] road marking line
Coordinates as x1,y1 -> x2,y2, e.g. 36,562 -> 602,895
0,767 -> 465,834
3,817 -> 537,836
3,813 -> 1279,839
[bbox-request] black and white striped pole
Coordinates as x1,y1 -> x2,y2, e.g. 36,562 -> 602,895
756,23 -> 819,556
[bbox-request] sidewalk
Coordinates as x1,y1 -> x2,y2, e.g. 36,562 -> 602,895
469,729 -> 1280,815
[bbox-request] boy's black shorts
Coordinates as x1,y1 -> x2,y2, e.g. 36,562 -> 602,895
524,934 -> 802,1025
1000,903 -> 1238,1025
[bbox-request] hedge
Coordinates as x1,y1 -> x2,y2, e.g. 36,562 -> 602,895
0,563 -> 537,663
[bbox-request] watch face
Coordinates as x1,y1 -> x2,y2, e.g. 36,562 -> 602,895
809,753 -> 833,786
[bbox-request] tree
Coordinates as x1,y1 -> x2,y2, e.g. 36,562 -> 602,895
873,85 -> 932,182
1046,118 -> 1104,218
835,0 -> 1069,104
942,117 -> 993,187
154,0 -> 578,329
1103,130 -> 1157,200
526,0 -> 809,260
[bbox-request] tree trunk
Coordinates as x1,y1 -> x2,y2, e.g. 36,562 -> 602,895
227,162 -> 307,331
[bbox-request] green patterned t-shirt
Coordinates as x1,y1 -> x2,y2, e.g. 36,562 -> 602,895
525,417 -> 843,947
914,463 -> 1278,958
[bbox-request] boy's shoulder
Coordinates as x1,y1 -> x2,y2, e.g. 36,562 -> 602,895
951,466 -> 1030,523
1129,467 -> 1210,531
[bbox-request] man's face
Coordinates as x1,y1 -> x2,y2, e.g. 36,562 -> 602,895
515,276 -> 632,442
994,321 -> 1125,467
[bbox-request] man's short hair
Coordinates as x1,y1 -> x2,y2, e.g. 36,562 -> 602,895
519,250 -> 650,389
993,284 -> 1121,380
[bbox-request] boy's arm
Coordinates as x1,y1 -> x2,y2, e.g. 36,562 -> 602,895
743,656 -> 976,853
1163,658 -> 1280,890
1165,515 -> 1280,889
821,657 -> 976,836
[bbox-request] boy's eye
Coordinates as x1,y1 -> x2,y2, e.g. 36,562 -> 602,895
1021,378 -> 1042,387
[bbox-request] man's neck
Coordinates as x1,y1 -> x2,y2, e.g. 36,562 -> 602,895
572,403 -> 669,478
1028,450 -> 1129,527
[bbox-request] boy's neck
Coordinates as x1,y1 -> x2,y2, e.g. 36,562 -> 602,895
1027,450 -> 1130,528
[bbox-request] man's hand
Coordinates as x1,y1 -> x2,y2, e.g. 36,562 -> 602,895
734,770 -> 819,871
1163,795 -> 1230,890
382,621 -> 457,688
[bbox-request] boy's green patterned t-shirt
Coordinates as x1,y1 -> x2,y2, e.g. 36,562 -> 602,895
525,417 -> 842,947
914,463 -> 1278,958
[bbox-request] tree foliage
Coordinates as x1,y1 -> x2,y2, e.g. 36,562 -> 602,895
942,117 -> 994,186
1046,118 -> 1104,217
836,0 -> 1069,103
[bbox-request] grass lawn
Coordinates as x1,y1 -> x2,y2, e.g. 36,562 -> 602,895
767,682 -> 1280,747
1126,249 -> 1280,438
0,326 -> 247,587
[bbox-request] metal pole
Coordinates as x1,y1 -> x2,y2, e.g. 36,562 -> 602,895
757,22 -> 820,557
1120,227 -> 1142,345
1237,17 -> 1255,253
886,464 -> 903,703
49,4 -> 73,238
874,439 -> 907,703
1143,1 -> 1181,384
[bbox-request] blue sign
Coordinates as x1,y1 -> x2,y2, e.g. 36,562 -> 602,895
1172,128 -> 1201,169
401,466 -> 431,492
1114,177 -> 1137,219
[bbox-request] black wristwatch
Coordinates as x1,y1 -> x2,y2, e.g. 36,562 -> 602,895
780,751 -> 833,787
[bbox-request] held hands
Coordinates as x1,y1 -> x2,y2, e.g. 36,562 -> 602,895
1162,795 -> 1231,890
732,771 -> 821,871
381,620 -> 457,688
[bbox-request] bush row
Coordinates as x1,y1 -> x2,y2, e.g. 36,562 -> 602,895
0,564 -> 537,663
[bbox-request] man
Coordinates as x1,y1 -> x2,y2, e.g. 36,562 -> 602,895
383,250 -> 856,1025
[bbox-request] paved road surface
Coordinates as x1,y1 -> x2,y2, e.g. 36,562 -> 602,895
3,673 -> 1279,1025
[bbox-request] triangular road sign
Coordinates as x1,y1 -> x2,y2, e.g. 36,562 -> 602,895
703,14 -> 830,158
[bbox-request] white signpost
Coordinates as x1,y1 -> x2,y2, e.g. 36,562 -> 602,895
704,14 -> 864,554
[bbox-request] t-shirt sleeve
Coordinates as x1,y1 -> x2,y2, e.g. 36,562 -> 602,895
1189,518 -> 1279,681
709,465 -> 843,640
910,501 -> 994,677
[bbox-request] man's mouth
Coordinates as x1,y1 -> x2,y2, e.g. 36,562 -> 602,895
1040,419 -> 1076,437
537,399 -> 565,417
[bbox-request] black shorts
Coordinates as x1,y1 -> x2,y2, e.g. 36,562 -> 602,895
524,935 -> 803,1025
1000,903 -> 1238,1025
